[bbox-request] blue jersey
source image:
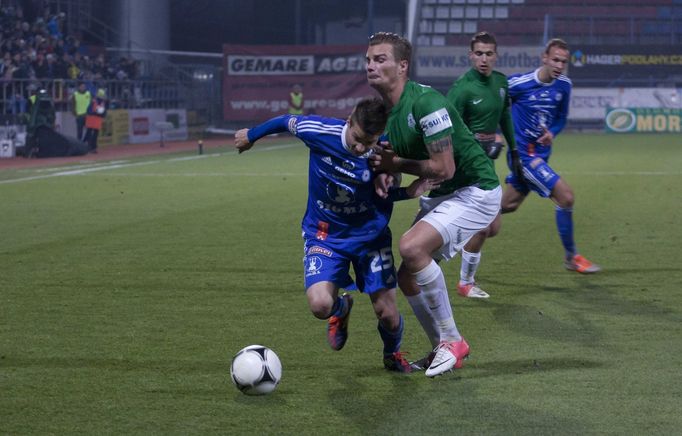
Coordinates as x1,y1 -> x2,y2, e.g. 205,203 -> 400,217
508,69 -> 571,161
247,114 -> 393,243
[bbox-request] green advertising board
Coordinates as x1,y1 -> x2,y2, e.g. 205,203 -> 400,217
605,107 -> 682,133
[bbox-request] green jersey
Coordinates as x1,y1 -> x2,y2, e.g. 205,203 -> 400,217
386,80 -> 499,196
446,68 -> 516,150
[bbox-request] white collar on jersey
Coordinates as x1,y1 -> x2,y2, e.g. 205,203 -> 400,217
534,68 -> 556,86
340,123 -> 374,159
341,123 -> 351,153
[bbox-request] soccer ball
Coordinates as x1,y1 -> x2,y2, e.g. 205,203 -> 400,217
230,345 -> 282,395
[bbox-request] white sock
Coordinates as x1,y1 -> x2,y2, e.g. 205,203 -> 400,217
414,259 -> 461,342
459,249 -> 481,285
405,293 -> 440,347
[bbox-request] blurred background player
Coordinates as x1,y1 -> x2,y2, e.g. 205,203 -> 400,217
445,31 -> 523,299
366,32 -> 501,376
505,38 -> 600,274
234,97 -> 438,373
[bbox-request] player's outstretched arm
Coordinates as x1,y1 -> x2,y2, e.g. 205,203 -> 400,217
234,128 -> 254,153
233,115 -> 297,154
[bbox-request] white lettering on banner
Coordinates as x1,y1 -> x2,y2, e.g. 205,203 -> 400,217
420,109 -> 452,137
316,56 -> 365,73
416,46 -> 543,77
229,97 -> 364,113
585,54 -> 622,65
228,55 -> 314,75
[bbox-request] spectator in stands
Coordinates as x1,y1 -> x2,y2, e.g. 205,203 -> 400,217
72,80 -> 91,141
32,52 -> 50,78
53,52 -> 69,79
505,38 -> 601,274
8,86 -> 27,114
83,88 -> 107,153
0,1 -> 139,115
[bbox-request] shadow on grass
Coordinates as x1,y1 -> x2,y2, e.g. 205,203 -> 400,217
466,356 -> 605,379
0,356 -> 226,373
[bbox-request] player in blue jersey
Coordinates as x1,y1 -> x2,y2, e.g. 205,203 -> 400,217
504,38 -> 600,273
234,97 -> 438,373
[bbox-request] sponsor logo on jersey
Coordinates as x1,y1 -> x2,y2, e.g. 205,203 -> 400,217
334,165 -> 356,179
322,156 -> 333,165
472,98 -> 483,105
342,160 -> 355,170
420,108 -> 452,137
307,246 -> 333,257
316,200 -> 370,215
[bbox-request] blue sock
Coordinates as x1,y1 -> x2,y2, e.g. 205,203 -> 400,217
329,295 -> 347,318
555,206 -> 576,259
377,315 -> 403,356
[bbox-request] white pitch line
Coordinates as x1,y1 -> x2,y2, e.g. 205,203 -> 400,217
85,172 -> 305,177
30,160 -> 131,173
561,171 -> 681,176
0,143 -> 302,185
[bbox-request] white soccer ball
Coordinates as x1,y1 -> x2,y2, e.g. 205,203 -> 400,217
96,106 -> 105,114
230,345 -> 282,395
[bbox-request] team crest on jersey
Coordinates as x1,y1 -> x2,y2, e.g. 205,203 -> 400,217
407,113 -> 416,130
327,182 -> 354,204
361,169 -> 370,182
555,93 -> 563,101
499,88 -> 506,100
307,246 -> 333,257
305,256 -> 323,277
287,117 -> 297,134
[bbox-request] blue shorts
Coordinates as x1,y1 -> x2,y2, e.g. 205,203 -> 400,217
505,157 -> 560,198
302,230 -> 397,294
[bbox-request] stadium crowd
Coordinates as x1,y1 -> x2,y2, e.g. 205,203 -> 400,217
0,2 -> 139,114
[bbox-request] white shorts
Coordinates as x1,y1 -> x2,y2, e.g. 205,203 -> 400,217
416,185 -> 501,261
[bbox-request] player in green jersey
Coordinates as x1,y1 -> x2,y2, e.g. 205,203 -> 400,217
366,32 -> 502,377
445,31 -> 523,299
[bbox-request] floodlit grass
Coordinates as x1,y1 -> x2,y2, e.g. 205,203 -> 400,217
1,133 -> 681,434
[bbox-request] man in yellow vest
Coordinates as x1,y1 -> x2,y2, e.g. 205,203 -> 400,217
72,81 -> 91,141
288,84 -> 304,115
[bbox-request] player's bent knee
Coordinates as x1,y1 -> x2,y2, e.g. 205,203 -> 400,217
501,202 -> 519,214
306,293 -> 333,320
487,221 -> 501,238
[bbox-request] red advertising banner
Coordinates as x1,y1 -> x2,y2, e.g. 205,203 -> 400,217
223,44 -> 373,122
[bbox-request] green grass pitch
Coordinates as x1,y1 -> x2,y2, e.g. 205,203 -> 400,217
1,133 -> 681,434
